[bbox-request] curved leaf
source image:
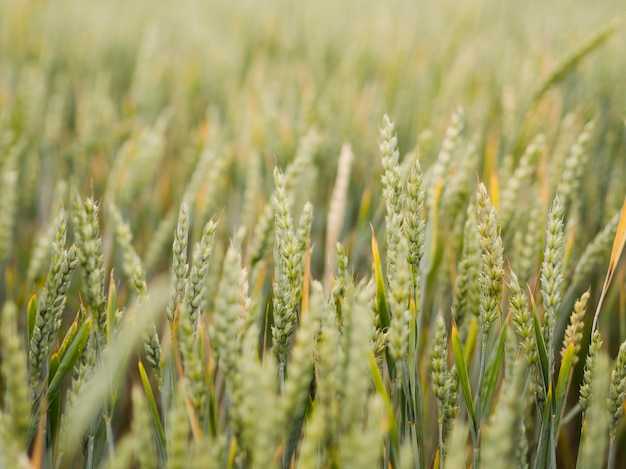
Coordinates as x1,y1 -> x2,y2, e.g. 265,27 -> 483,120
371,227 -> 390,332
139,360 -> 167,462
451,320 -> 476,440
479,321 -> 507,421
47,319 -> 92,402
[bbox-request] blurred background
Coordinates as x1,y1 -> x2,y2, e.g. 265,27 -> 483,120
1,0 -> 624,304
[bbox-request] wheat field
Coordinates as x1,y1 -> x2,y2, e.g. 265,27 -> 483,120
0,0 -> 625,468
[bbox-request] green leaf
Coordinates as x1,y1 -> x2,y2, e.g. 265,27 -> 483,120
451,320 -> 476,441
371,228 -> 397,378
368,351 -> 398,451
531,296 -> 550,396
106,271 -> 117,346
47,319 -> 92,403
533,385 -> 554,469
464,316 -> 478,367
593,195 -> 626,331
408,298 -> 418,375
48,353 -> 61,454
58,317 -> 79,362
421,181 -> 444,321
423,180 -> 442,276
555,343 -> 575,426
479,321 -> 507,421
27,292 -> 37,346
283,410 -> 306,469
371,228 -> 390,332
368,350 -> 403,469
139,360 -> 167,462
48,352 -> 60,385
406,301 -> 426,469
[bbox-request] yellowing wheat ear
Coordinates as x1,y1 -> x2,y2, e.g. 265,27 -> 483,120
593,196 -> 626,332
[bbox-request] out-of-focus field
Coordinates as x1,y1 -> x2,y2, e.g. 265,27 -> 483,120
1,0 -> 624,253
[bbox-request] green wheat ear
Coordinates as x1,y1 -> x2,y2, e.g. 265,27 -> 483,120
1,301 -> 31,443
0,141 -> 18,263
532,19 -> 622,104
578,352 -> 610,469
110,203 -> 162,383
29,208 -> 79,391
166,198 -> 190,326
476,182 -> 504,337
72,191 -> 106,339
271,166 -> 311,368
540,194 -> 564,376
608,340 -> 626,462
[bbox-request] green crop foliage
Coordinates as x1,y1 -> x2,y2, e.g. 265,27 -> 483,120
0,0 -> 625,468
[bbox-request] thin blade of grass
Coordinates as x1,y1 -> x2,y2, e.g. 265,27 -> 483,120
555,343 -> 575,426
30,401 -> 46,469
106,271 -> 117,346
139,360 -> 167,461
27,291 -> 37,346
172,307 -> 184,379
47,318 -> 92,403
533,385 -> 554,469
464,316 -> 478,366
403,356 -> 426,469
371,227 -> 390,332
421,180 -> 443,324
198,319 -> 218,439
424,179 -> 442,275
490,160 -> 500,210
408,296 -> 418,379
284,406 -> 307,469
184,392 -> 203,442
479,320 -> 507,421
227,436 -> 237,469
47,353 -> 61,455
301,239 -> 311,320
58,315 -> 79,361
563,226 -> 577,275
531,295 -> 550,396
451,319 -> 476,439
369,350 -> 402,468
368,351 -> 398,453
593,196 -> 626,331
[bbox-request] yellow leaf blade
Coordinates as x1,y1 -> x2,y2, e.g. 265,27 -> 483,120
593,196 -> 626,331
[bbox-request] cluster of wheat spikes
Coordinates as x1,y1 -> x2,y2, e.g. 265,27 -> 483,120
1,0 -> 626,468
